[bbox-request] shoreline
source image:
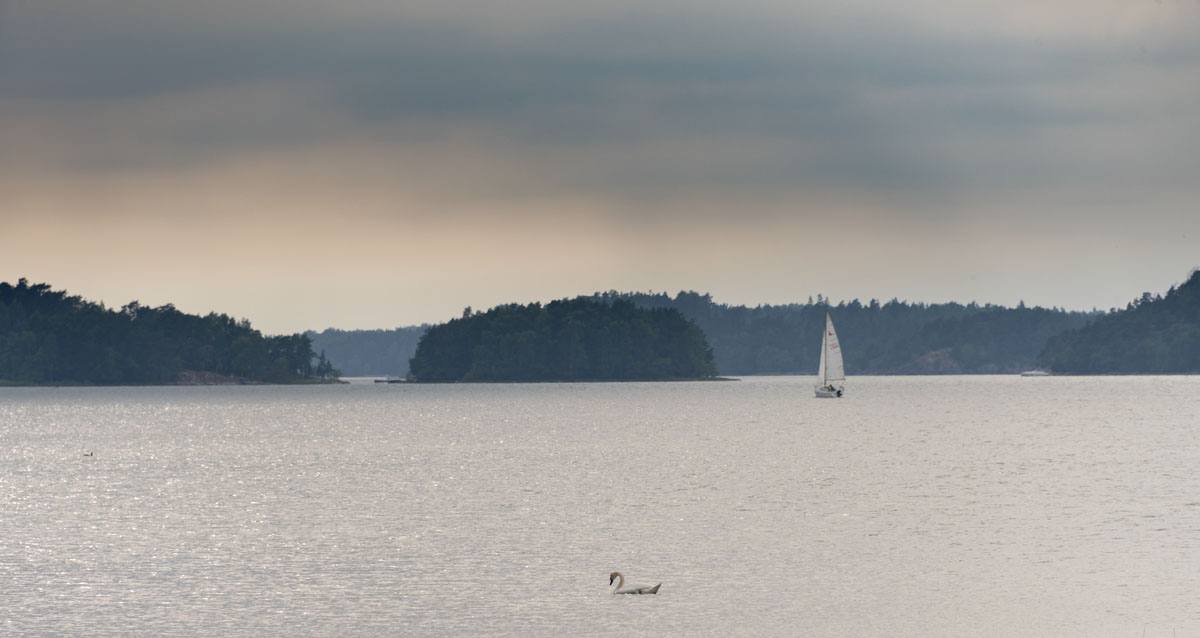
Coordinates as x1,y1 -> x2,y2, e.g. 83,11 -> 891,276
9,373 -> 1200,388
0,379 -> 347,388
399,376 -> 738,384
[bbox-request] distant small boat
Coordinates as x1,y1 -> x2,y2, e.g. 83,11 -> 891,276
814,312 -> 846,398
374,378 -> 405,384
1020,370 -> 1050,377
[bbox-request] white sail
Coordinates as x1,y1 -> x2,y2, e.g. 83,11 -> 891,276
823,313 -> 845,384
817,327 -> 827,382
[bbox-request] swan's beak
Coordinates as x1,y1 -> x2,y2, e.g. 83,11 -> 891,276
608,575 -> 616,585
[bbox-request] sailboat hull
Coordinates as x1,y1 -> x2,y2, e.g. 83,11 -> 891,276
814,386 -> 843,398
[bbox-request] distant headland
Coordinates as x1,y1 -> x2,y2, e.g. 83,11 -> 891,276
1038,269 -> 1200,374
0,279 -> 340,386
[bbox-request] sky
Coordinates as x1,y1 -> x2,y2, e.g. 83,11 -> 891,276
2,1 -> 1198,333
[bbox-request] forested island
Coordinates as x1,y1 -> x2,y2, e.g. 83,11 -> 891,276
408,299 -> 717,381
1039,270 -> 1200,374
0,279 -> 339,385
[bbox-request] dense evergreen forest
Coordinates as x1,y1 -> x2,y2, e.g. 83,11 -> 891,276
0,279 -> 338,385
586,291 -> 1095,374
1039,271 -> 1200,373
307,326 -> 427,377
408,299 -> 717,381
317,292 -> 1096,376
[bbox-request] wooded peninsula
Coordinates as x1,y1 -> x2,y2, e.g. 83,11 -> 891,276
0,279 -> 338,385
1038,270 -> 1200,374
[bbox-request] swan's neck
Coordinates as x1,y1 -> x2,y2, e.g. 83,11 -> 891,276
612,573 -> 624,591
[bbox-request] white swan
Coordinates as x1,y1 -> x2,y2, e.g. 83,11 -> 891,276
609,571 -> 661,595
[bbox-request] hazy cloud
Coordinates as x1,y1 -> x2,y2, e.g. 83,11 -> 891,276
2,1 -> 1198,330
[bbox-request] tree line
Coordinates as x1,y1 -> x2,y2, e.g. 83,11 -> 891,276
586,291 -> 1095,374
1039,270 -> 1200,373
0,279 -> 338,385
408,298 -> 717,381
318,292 -> 1099,377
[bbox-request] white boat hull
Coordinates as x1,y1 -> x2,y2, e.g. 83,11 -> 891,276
814,386 -> 844,398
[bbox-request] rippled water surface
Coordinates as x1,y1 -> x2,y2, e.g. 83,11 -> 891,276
3,376 -> 1200,636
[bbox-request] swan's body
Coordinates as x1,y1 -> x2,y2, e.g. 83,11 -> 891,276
609,571 -> 661,595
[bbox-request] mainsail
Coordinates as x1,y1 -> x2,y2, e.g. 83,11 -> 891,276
817,327 -> 826,381
821,313 -> 844,386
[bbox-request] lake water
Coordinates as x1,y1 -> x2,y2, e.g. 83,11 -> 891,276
2,376 -> 1199,636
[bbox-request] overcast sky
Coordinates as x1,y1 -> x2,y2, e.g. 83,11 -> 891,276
3,1 -> 1198,333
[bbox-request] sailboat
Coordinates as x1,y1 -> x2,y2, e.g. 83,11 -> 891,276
814,313 -> 845,398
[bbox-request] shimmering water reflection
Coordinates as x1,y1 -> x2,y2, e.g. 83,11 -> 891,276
2,376 -> 1199,636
